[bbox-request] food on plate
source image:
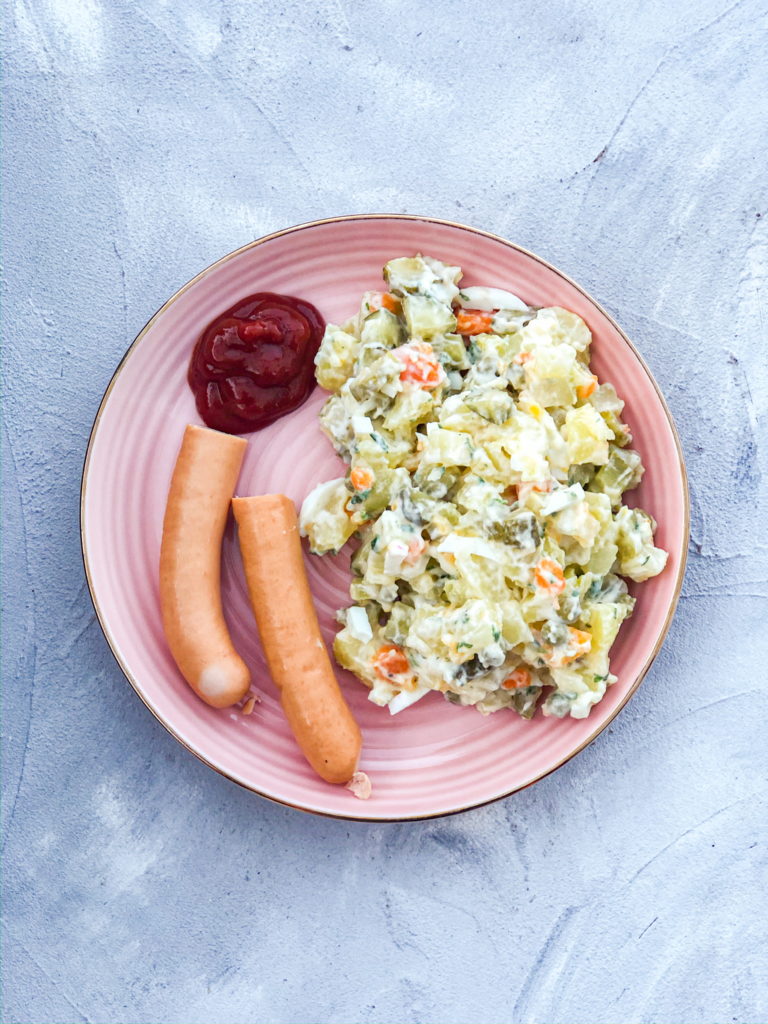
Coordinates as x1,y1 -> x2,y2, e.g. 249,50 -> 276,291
300,254 -> 668,721
346,771 -> 372,800
188,292 -> 325,434
160,424 -> 251,708
232,494 -> 363,784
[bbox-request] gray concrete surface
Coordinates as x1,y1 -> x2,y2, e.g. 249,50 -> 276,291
3,1 -> 767,1022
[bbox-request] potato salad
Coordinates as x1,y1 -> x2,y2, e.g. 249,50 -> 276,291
300,255 -> 668,720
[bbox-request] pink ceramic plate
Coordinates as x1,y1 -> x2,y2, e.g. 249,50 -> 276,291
81,215 -> 688,820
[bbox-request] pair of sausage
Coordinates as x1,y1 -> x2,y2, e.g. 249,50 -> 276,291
159,424 -> 361,785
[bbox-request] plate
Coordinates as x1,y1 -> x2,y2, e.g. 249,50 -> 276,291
81,215 -> 688,820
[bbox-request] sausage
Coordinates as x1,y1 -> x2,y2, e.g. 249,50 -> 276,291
232,494 -> 362,784
160,424 -> 251,708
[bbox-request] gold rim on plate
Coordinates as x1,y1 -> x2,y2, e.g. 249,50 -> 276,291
80,213 -> 690,822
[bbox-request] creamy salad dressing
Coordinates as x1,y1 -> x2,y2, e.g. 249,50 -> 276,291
300,256 -> 668,720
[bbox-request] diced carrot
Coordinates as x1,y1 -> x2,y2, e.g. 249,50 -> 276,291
404,536 -> 426,565
576,375 -> 598,400
392,341 -> 444,388
456,309 -> 494,335
568,627 -> 592,648
369,292 -> 401,314
502,667 -> 531,689
513,351 -> 532,365
350,466 -> 374,492
373,644 -> 411,681
517,479 -> 552,503
533,558 -> 566,595
564,629 -> 591,661
547,627 -> 593,667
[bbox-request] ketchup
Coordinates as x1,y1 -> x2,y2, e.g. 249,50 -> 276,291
187,292 -> 325,434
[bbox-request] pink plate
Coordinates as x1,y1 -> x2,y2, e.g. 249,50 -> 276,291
81,215 -> 689,820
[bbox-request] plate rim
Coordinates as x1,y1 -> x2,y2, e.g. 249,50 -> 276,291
80,212 -> 690,822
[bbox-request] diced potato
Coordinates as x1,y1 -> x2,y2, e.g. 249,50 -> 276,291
334,625 -> 378,685
299,478 -> 357,554
537,307 -> 592,353
614,506 -> 668,581
523,343 -> 578,408
563,404 -> 614,465
471,331 -> 520,370
382,387 -> 436,433
314,326 -> 360,392
499,601 -> 532,646
384,255 -> 462,305
419,422 -> 475,467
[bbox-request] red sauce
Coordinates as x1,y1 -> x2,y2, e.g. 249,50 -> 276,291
187,292 -> 325,434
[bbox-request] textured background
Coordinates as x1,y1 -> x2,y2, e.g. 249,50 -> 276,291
3,0 -> 767,1022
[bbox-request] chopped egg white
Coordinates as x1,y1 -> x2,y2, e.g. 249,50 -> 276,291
384,539 -> 409,575
352,414 -> 374,434
346,606 -> 372,642
457,286 -> 527,311
389,686 -> 431,715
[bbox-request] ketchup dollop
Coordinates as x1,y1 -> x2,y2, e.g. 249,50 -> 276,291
187,292 -> 325,434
